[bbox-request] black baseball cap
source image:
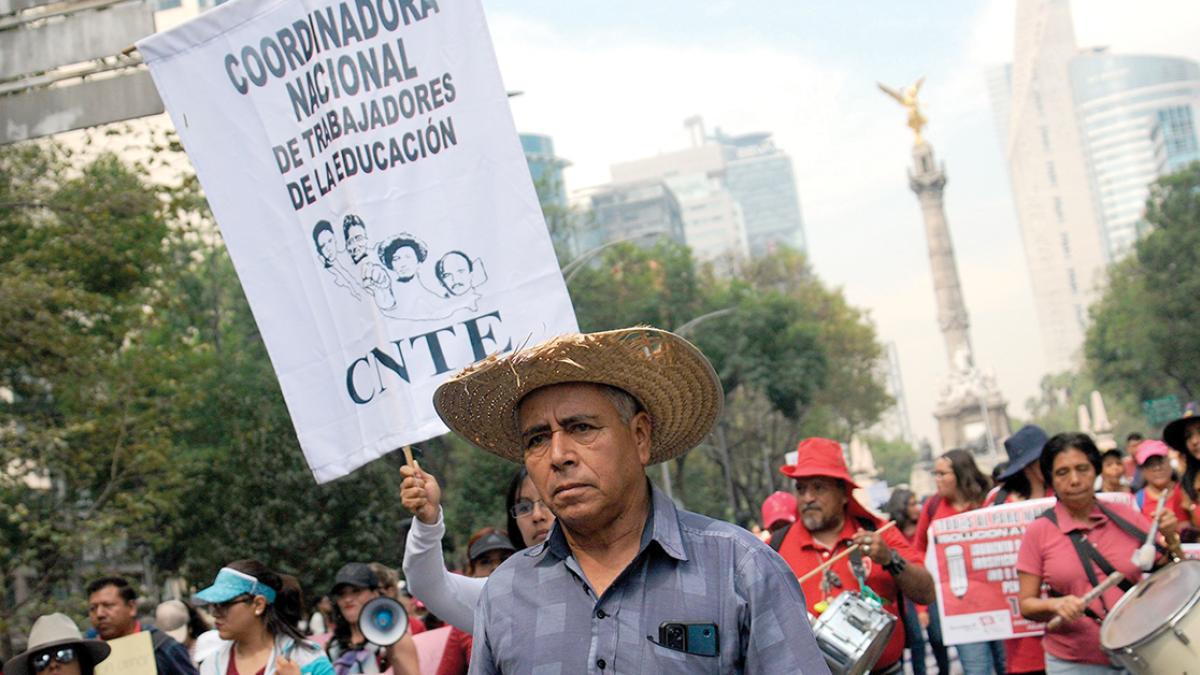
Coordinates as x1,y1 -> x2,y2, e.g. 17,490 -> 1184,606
331,562 -> 378,595
468,532 -> 516,561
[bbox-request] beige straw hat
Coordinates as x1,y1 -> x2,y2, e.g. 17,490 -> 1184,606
433,327 -> 723,464
3,613 -> 110,675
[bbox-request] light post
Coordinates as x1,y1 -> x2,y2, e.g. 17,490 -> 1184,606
659,308 -> 737,506
972,368 -> 996,456
560,229 -> 668,284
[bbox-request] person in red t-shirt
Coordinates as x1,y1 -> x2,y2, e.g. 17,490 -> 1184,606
774,438 -> 935,675
914,448 -> 1002,675
1132,440 -> 1188,523
989,425 -> 1052,675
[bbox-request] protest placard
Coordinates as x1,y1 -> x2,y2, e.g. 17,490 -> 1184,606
95,630 -> 155,675
926,492 -> 1135,645
137,0 -> 577,481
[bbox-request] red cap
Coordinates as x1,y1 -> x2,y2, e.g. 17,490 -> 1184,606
779,437 -> 860,488
760,491 -> 797,530
1135,439 -> 1170,466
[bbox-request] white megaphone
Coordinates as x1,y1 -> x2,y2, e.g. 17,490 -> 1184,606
358,596 -> 409,646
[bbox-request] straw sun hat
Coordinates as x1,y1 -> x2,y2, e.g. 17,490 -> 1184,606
3,613 -> 110,675
433,327 -> 723,464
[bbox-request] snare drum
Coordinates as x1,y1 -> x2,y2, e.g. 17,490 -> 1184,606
811,591 -> 897,675
1100,559 -> 1200,674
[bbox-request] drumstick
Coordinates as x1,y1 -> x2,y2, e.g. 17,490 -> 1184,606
1045,571 -> 1124,631
1134,489 -> 1167,570
797,520 -> 897,585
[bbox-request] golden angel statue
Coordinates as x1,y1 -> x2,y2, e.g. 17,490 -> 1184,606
878,77 -> 927,143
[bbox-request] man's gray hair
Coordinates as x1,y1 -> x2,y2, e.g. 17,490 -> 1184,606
598,384 -> 645,424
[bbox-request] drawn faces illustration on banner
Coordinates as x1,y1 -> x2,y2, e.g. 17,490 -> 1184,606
381,236 -> 427,283
313,214 -> 489,321
343,215 -> 370,264
436,251 -> 472,295
313,219 -> 361,300
313,220 -> 337,265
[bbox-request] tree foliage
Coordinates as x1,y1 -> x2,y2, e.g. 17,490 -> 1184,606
863,436 -> 919,488
1086,163 -> 1200,413
2,135 -> 895,656
0,143 -> 182,653
567,243 -> 892,523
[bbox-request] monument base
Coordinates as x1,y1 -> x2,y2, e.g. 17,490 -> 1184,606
933,367 -> 1011,475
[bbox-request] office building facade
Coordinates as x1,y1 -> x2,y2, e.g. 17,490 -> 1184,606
1070,52 -> 1200,258
988,0 -> 1200,372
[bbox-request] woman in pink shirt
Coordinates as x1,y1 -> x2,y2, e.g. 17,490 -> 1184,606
1017,433 -> 1178,674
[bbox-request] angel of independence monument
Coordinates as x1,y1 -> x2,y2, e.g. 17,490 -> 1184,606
880,78 -> 1011,470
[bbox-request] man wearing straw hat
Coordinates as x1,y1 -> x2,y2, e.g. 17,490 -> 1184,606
771,438 -> 934,675
432,327 -> 828,673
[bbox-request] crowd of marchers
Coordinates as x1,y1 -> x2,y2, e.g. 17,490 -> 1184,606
5,327 -> 1199,675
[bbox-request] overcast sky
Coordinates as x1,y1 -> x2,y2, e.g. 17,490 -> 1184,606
483,0 -> 1200,448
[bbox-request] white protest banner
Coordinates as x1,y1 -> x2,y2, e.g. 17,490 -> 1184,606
95,630 -> 155,675
926,492 -> 1135,645
137,0 -> 577,482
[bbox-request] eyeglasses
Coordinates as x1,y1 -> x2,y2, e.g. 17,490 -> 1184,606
509,498 -> 546,519
210,595 -> 253,616
32,647 -> 76,672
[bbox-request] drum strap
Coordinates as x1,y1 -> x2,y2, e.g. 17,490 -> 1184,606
772,517 -> 908,630
1040,506 -> 1145,622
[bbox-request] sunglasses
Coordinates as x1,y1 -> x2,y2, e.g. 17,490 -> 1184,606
32,647 -> 76,671
210,595 -> 254,616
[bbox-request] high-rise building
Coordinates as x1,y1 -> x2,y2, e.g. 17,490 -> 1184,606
520,133 -> 570,208
611,143 -> 749,267
987,0 -> 1200,372
606,119 -> 805,264
577,180 -> 686,255
1070,51 -> 1200,258
714,129 -> 807,256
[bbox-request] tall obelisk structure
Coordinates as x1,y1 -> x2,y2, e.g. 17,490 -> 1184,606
880,78 -> 1011,465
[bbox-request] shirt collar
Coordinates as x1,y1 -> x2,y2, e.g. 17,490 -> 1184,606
1052,498 -> 1108,533
537,480 -> 689,563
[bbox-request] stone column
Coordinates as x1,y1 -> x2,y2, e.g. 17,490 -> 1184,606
908,141 -> 973,369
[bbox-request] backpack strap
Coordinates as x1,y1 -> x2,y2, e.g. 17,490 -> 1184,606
1135,489 -> 1145,510
990,488 -> 1009,506
769,522 -> 792,552
922,494 -> 942,522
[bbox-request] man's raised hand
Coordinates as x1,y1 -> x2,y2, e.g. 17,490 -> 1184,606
400,462 -> 441,525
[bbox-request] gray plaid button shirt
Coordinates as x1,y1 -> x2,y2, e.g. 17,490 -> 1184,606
469,482 -> 830,674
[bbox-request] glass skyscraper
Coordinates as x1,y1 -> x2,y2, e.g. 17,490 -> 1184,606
1070,51 -> 1200,257
987,0 -> 1200,371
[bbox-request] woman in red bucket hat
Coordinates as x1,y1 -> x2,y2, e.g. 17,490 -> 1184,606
773,437 -> 935,675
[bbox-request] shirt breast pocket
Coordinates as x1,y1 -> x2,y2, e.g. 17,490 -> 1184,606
644,638 -> 727,675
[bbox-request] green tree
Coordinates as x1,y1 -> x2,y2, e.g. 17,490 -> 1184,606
1086,163 -> 1200,419
566,243 -> 891,523
0,143 -> 187,656
865,436 -> 919,487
